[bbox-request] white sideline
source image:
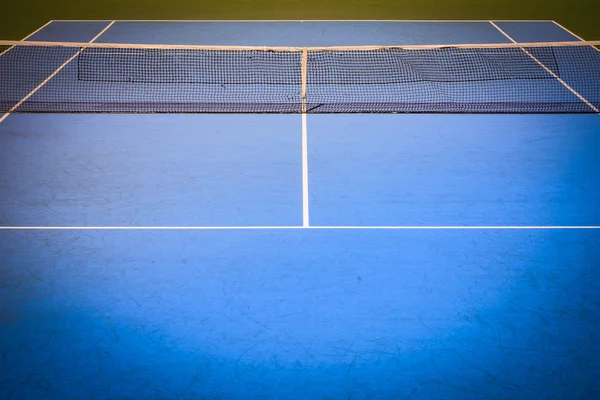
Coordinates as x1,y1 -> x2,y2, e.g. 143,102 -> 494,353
489,21 -> 599,113
0,225 -> 598,230
552,20 -> 600,53
0,21 -> 116,125
0,20 -> 53,59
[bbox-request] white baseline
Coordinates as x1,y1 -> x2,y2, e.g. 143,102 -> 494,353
49,19 -> 555,23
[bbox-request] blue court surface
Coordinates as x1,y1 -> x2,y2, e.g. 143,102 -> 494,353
1,20 -> 600,400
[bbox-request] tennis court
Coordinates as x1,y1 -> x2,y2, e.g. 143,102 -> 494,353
1,20 -> 599,399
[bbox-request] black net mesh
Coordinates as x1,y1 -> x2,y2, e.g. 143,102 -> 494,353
1,41 -> 599,113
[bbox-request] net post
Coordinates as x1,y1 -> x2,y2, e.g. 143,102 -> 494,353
301,48 -> 308,113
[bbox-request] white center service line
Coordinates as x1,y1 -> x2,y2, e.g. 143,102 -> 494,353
489,21 -> 599,113
0,21 -> 116,125
302,113 -> 310,227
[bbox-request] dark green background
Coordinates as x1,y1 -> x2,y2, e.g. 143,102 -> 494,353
2,0 -> 599,41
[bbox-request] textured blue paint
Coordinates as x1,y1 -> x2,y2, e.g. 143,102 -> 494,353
494,21 -> 581,42
0,114 -> 302,226
1,20 -> 599,400
308,114 -> 600,226
97,21 -> 510,46
26,21 -> 112,42
1,230 -> 599,399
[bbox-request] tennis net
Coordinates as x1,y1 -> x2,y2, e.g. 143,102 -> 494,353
1,39 -> 599,113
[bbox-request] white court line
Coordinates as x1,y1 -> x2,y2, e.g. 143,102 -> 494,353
552,20 -> 600,53
302,113 -> 310,227
0,21 -> 116,125
0,225 -> 598,230
0,20 -> 53,59
489,21 -> 599,113
50,19 -> 554,23
14,20 -> 53,41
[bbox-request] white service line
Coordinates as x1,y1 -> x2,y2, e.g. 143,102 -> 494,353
309,225 -> 600,230
302,113 -> 310,227
489,21 -> 599,113
0,21 -> 116,125
0,20 -> 54,59
552,20 -> 600,53
0,225 -> 599,230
